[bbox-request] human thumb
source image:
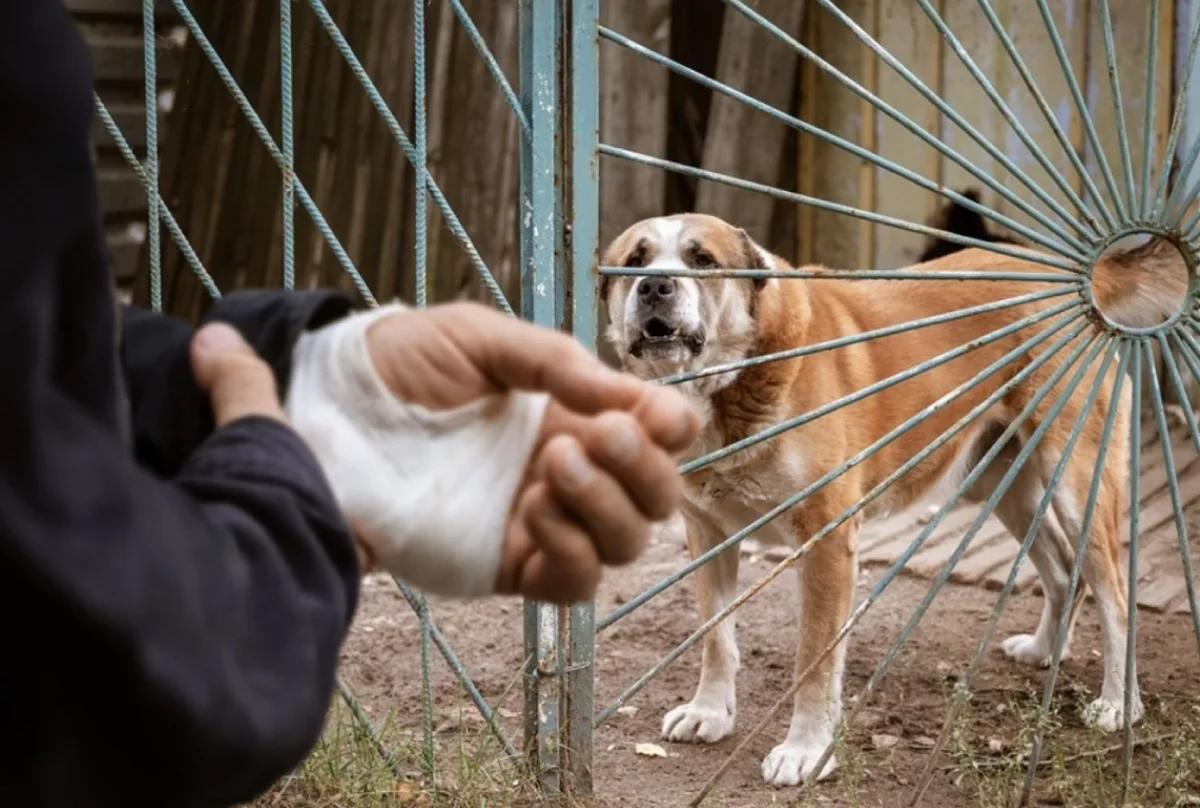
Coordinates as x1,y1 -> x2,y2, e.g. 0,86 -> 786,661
191,322 -> 287,427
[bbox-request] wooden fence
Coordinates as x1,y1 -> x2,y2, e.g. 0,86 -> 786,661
82,0 -> 1184,319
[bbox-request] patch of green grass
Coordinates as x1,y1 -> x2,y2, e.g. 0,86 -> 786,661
947,684 -> 1200,808
249,691 -> 535,808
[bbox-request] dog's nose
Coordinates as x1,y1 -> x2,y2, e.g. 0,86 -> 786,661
637,276 -> 677,303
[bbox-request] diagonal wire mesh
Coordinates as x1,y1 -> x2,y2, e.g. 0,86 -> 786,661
98,0 -> 564,794
565,0 -> 1200,806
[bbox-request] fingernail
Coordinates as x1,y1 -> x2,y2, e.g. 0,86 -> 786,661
558,442 -> 595,489
606,418 -> 641,464
194,323 -> 244,353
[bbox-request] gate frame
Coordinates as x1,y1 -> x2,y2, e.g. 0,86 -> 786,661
518,0 -> 601,795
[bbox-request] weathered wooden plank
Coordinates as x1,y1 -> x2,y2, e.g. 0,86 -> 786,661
1136,568 -> 1187,612
87,34 -> 181,83
599,1 -> 671,248
65,0 -> 174,16
982,557 -> 1039,593
596,1 -> 671,367
872,0 -> 942,268
906,529 -> 994,579
106,226 -> 145,282
983,0 -> 1090,237
97,165 -> 145,217
426,0 -> 522,306
937,0 -> 1003,212
695,0 -> 806,242
1133,468 -> 1200,537
801,0 -> 873,270
1083,0 -> 1175,219
663,0 -> 725,216
950,531 -> 1022,585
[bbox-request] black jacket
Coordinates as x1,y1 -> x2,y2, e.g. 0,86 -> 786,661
1,3 -> 362,806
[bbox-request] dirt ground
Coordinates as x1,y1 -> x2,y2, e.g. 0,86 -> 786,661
336,520 -> 1200,808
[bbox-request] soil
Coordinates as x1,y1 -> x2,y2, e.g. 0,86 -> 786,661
337,525 -> 1200,808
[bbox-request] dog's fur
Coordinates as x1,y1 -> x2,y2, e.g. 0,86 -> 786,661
598,212 -> 1188,787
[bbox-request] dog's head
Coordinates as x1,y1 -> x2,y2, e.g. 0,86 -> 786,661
600,214 -> 773,383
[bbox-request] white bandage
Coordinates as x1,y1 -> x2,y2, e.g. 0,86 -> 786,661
284,303 -> 548,597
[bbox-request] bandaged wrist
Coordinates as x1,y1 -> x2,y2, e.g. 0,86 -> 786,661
284,302 -> 548,597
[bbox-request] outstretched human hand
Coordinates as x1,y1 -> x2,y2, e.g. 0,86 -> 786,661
362,302 -> 700,603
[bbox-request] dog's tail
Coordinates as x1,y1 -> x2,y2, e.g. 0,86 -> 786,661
1091,235 -> 1191,329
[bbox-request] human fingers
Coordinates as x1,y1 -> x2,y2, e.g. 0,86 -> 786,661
537,387 -> 700,460
507,478 -> 603,603
190,322 -> 286,427
437,303 -> 652,415
540,429 -> 672,566
569,411 -> 684,524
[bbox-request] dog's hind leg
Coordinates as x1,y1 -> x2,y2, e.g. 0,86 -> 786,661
1002,379 -> 1142,732
987,452 -> 1087,668
662,507 -> 741,745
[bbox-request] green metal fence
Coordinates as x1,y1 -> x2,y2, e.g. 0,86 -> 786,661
101,0 -> 1200,805
95,0 -> 551,793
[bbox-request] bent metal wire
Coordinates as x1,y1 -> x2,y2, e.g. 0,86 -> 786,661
97,0 -> 554,792
102,0 -> 1200,805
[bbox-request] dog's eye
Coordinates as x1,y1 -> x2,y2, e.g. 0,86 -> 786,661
624,252 -> 644,268
694,252 -> 718,269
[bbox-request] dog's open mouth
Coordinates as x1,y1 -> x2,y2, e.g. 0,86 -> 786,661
630,319 -> 705,358
642,317 -> 679,340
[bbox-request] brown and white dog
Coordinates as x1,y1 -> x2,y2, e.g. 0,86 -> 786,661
600,213 -> 1185,787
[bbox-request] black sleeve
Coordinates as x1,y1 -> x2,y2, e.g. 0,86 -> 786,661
0,3 -> 365,806
121,291 -> 356,477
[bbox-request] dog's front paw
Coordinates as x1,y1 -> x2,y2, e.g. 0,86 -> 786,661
1084,696 -> 1143,733
1001,633 -> 1063,668
662,700 -> 735,744
761,738 -> 838,787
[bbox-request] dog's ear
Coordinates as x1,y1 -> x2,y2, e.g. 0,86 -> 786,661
597,271 -> 611,302
735,228 -> 769,289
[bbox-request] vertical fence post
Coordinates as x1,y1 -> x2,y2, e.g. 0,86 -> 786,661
520,0 -> 564,794
564,0 -> 600,796
142,0 -> 162,311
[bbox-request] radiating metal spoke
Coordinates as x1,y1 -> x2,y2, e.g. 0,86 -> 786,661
908,340 -> 1130,805
907,0 -> 1103,240
598,308 -> 1085,632
595,311 -> 1086,689
691,331 -> 1110,807
599,147 -> 1082,272
303,0 -> 514,313
1033,0 -> 1131,224
93,95 -> 220,299
802,0 -> 1097,244
599,25 -> 1091,260
1019,334 -> 1132,798
1138,0 -> 1161,219
1151,4 -> 1200,218
659,286 -> 1079,386
1097,0 -> 1139,217
684,300 -> 1083,475
975,0 -> 1116,231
